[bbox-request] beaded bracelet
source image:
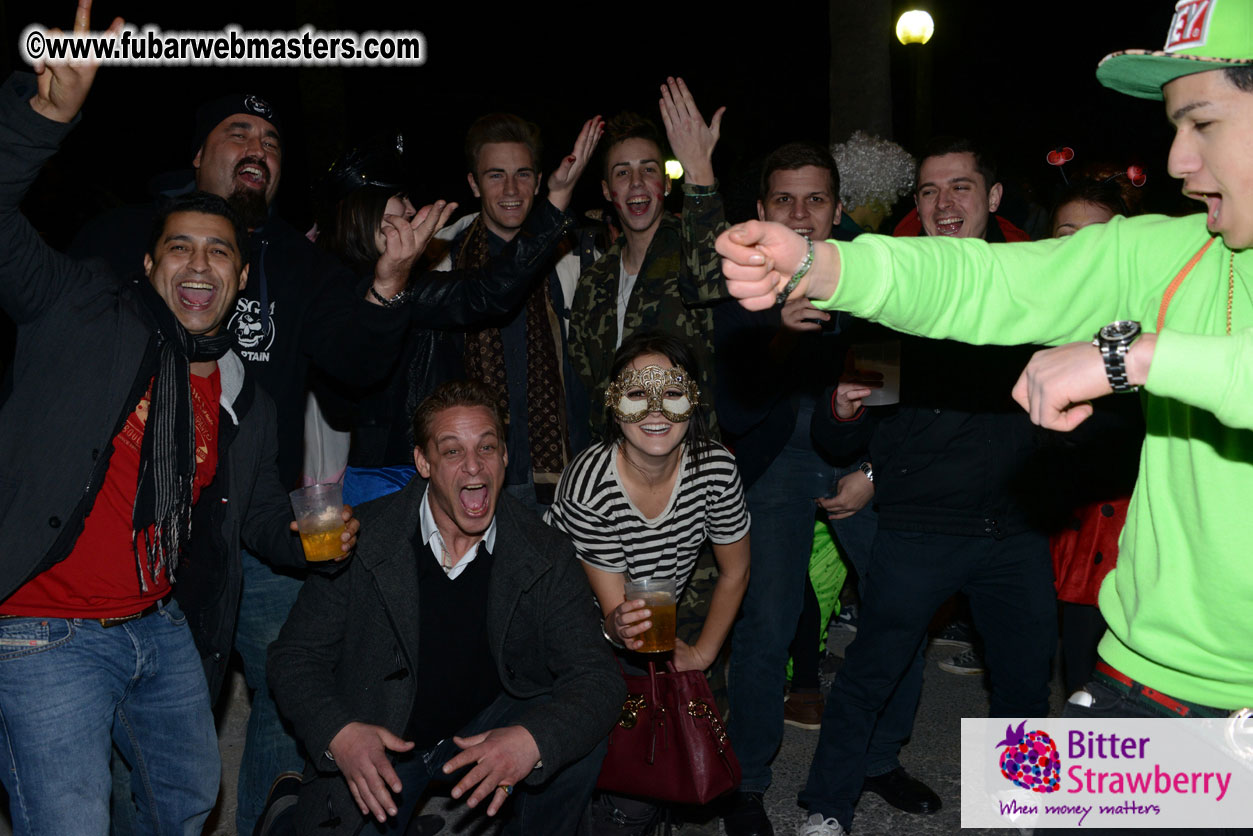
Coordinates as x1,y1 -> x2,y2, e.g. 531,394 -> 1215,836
775,235 -> 815,307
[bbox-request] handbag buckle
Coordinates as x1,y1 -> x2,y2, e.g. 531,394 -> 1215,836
619,694 -> 648,729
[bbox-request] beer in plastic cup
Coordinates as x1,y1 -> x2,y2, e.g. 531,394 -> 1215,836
289,483 -> 346,562
624,576 -> 677,653
851,340 -> 901,406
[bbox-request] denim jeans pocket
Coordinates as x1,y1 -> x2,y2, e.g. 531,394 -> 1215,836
0,617 -> 75,660
156,599 -> 187,627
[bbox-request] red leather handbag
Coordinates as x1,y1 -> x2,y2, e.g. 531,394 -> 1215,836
596,660 -> 741,805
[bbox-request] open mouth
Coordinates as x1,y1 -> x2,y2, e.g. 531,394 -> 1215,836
459,483 -> 490,516
236,161 -> 269,189
625,195 -> 652,217
934,215 -> 963,236
1200,194 -> 1222,227
498,200 -> 523,212
176,281 -> 216,309
639,423 -> 671,436
790,226 -> 814,237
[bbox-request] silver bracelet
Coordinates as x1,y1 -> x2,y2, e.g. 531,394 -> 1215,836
602,619 -> 626,650
370,286 -> 411,307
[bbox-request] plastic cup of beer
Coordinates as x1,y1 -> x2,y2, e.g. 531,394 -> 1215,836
624,577 -> 677,653
289,483 -> 346,562
851,340 -> 901,406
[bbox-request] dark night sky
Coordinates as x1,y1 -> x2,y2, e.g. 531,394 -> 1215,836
1,0 -> 1191,240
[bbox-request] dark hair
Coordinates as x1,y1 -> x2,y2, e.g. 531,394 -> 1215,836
318,185 -> 398,276
600,112 -> 668,181
411,379 -> 506,450
147,191 -> 249,266
1224,66 -> 1253,92
605,331 -> 712,467
465,113 -> 542,175
1049,179 -> 1132,236
759,142 -> 840,203
915,136 -> 998,194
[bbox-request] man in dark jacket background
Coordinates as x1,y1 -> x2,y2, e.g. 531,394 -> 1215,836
798,138 -> 1056,835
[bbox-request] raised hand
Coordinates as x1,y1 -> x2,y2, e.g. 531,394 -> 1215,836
29,0 -> 124,123
547,116 -> 604,212
658,77 -> 724,187
371,200 -> 459,300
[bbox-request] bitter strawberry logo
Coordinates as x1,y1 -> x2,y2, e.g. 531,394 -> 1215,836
996,721 -> 1061,793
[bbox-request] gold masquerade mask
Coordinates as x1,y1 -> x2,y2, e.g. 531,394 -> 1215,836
604,364 -> 701,423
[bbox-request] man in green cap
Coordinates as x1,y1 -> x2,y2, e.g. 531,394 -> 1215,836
717,2 -> 1253,833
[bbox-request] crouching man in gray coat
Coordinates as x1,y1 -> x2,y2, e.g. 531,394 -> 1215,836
268,379 -> 623,835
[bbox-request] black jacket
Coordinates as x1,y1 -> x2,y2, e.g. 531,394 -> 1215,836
812,334 -> 1053,538
0,74 -> 304,699
268,478 -> 623,836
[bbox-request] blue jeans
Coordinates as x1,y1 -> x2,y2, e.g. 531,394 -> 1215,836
235,550 -> 306,836
727,410 -> 894,793
0,600 -> 219,836
801,528 -> 1056,830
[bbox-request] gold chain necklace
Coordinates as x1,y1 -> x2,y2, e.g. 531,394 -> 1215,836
1228,252 -> 1235,336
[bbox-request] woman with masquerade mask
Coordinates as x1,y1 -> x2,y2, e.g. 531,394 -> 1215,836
545,332 -> 751,674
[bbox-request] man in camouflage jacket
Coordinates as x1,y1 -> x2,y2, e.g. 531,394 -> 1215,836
567,77 -> 729,440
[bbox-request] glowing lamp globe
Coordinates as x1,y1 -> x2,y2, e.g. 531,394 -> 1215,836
896,10 -> 935,45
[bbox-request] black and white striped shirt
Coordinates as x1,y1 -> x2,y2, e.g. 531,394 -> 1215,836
545,441 -> 750,594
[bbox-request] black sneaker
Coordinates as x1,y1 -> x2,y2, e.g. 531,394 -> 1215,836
861,767 -> 942,815
722,791 -> 774,836
253,771 -> 303,836
937,646 -> 985,675
929,619 -> 974,650
830,603 -> 859,634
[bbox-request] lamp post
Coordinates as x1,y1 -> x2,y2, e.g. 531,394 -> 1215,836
896,9 -> 935,150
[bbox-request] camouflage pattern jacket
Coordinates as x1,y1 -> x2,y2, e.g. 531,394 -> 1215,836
567,183 -> 728,440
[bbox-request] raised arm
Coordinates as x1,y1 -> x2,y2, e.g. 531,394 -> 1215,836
0,3 -> 122,322
660,77 -> 730,305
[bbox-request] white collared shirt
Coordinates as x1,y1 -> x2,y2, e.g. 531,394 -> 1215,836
418,487 -> 497,580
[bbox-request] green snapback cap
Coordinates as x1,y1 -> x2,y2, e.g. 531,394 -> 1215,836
1097,0 -> 1253,100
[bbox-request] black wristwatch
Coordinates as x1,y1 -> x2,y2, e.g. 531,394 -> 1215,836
1092,320 -> 1142,393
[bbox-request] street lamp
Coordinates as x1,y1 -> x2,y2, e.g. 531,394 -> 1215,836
896,10 -> 935,45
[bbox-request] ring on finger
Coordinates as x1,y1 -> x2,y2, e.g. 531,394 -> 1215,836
498,783 -> 513,796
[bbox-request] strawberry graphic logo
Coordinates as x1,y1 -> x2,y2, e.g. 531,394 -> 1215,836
996,721 -> 1061,793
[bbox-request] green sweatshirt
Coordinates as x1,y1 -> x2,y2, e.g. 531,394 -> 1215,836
818,212 -> 1253,710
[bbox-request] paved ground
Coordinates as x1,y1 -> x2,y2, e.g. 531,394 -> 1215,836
0,627 -> 1057,836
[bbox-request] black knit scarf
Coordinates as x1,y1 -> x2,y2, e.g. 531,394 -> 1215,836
131,279 -> 232,591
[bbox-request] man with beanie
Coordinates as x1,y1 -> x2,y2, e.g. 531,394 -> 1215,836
720,2 -> 1253,833
0,6 -> 352,832
70,76 -> 430,836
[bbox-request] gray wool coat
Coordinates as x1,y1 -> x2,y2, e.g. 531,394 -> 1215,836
267,476 -> 623,835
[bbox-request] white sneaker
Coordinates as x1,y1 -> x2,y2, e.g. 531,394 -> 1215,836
797,812 -> 848,836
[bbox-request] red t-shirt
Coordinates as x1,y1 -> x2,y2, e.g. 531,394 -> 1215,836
2,370 -> 222,618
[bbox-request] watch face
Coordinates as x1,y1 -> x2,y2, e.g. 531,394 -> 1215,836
1100,320 -> 1141,342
